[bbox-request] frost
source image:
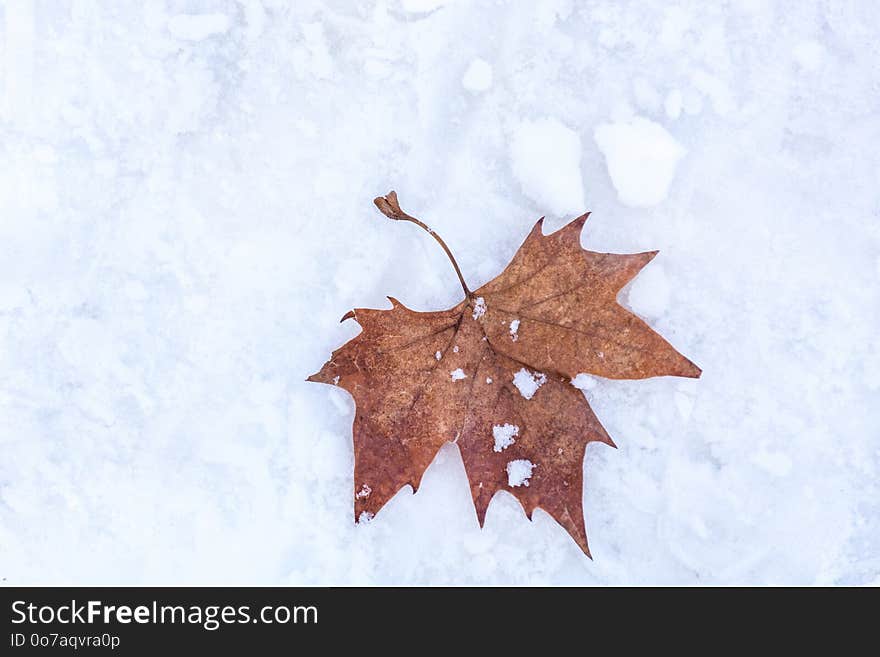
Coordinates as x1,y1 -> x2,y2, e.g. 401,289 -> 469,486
492,423 -> 519,452
435,350 -> 442,360
450,368 -> 467,381
355,484 -> 372,499
472,296 -> 487,320
332,375 -> 340,385
509,319 -> 520,341
453,345 -> 460,353
485,377 -> 493,384
513,368 -> 546,400
506,460 -> 535,487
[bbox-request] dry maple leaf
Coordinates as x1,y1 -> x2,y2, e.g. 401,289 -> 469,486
308,192 -> 701,556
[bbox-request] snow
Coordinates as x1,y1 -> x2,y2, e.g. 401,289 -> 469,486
435,351 -> 442,360
594,117 -> 686,208
2,2 -> 878,586
450,368 -> 467,381
792,41 -> 826,71
168,13 -> 230,41
402,0 -> 452,12
752,450 -> 793,478
472,296 -> 487,319
625,263 -> 670,319
513,369 -> 547,400
509,318 -> 520,341
492,424 -> 519,452
665,90 -> 684,120
462,59 -> 493,93
510,117 -> 586,216
506,460 -> 535,487
571,374 -> 598,391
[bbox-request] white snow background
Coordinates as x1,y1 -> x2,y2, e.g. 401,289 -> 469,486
1,0 -> 878,585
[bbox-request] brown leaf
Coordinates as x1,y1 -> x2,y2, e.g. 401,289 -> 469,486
308,193 -> 700,556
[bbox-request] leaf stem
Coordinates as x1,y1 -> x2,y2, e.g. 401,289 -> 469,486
373,191 -> 473,300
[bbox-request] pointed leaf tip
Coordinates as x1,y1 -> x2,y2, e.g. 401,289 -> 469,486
549,212 -> 591,242
476,506 -> 487,528
568,212 -> 590,232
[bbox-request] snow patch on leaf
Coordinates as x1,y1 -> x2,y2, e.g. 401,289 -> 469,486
513,368 -> 546,399
450,368 -> 467,381
506,459 -> 535,487
355,484 -> 372,499
472,296 -> 487,320
493,423 -> 519,452
509,319 -> 520,341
